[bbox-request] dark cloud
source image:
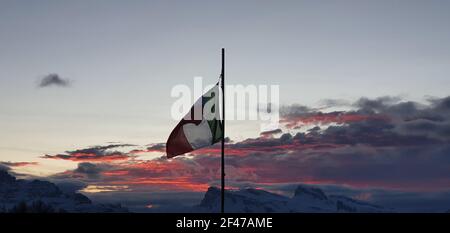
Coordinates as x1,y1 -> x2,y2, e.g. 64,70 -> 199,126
281,96 -> 450,142
38,73 -> 70,88
0,161 -> 38,167
395,119 -> 450,140
42,144 -> 136,162
280,104 -> 314,117
260,128 -> 282,137
74,162 -> 103,179
54,181 -> 87,193
0,162 -> 40,180
145,143 -> 166,152
353,96 -> 403,113
318,98 -> 352,108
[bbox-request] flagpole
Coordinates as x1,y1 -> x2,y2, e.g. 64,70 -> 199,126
221,48 -> 225,213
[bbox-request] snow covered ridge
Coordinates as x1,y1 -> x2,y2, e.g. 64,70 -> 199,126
194,186 -> 393,213
0,170 -> 127,213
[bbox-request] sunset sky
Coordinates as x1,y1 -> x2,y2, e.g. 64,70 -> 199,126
1,0 -> 450,212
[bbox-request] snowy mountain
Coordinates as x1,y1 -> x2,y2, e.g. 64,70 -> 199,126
195,186 -> 292,213
0,170 -> 127,213
291,185 -> 389,212
194,185 -> 391,213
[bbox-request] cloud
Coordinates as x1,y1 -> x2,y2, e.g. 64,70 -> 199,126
74,162 -> 103,179
0,161 -> 39,179
317,98 -> 352,108
42,144 -> 136,162
260,129 -> 282,138
281,96 -> 450,141
0,161 -> 38,167
54,181 -> 87,193
50,157 -> 212,192
145,143 -> 166,153
38,73 -> 70,88
48,96 -> 450,195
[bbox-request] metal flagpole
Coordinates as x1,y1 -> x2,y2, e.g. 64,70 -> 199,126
221,48 -> 225,213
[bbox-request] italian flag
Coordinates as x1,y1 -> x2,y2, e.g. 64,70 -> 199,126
166,78 -> 223,158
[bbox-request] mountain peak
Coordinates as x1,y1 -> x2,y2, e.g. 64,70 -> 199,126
196,186 -> 291,213
199,187 -> 221,208
206,186 -> 221,193
0,170 -> 16,184
294,185 -> 328,201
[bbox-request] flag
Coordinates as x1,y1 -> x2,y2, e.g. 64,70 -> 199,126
166,77 -> 223,158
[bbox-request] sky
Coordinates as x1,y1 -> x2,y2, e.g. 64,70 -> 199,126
1,0 -> 450,212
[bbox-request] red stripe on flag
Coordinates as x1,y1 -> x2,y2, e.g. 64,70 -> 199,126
166,121 -> 194,158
